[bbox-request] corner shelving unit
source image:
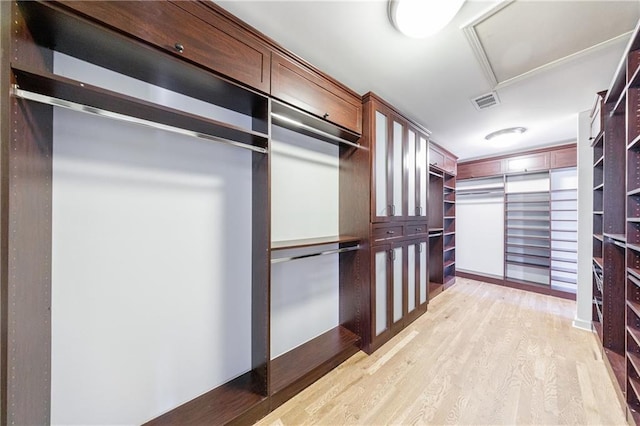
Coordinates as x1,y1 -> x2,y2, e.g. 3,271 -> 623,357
443,172 -> 457,286
593,118 -> 605,339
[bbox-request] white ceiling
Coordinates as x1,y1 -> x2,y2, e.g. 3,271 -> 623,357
214,0 -> 639,161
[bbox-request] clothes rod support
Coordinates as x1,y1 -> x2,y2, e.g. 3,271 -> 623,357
271,245 -> 360,264
11,85 -> 268,154
271,112 -> 362,149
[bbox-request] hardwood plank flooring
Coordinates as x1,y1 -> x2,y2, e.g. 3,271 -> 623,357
257,278 -> 626,425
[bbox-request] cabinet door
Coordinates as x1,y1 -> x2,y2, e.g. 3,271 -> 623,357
60,1 -> 272,93
407,243 -> 417,314
271,52 -> 362,134
391,245 -> 404,326
417,133 -> 429,218
504,152 -> 549,173
406,127 -> 417,217
549,146 -> 577,169
373,246 -> 391,337
444,154 -> 457,175
391,117 -> 405,218
429,146 -> 445,169
373,109 -> 390,221
419,241 -> 428,305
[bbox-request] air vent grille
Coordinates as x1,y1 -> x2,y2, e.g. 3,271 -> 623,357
472,91 -> 500,110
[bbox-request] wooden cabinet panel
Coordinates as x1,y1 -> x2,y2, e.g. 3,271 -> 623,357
444,155 -> 457,175
550,146 -> 577,169
429,147 -> 445,168
59,1 -> 272,92
271,52 -> 362,134
457,159 -> 503,180
504,152 -> 549,173
404,223 -> 427,236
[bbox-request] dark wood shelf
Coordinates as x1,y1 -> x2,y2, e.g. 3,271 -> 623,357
443,260 -> 455,268
444,246 -> 456,252
444,200 -> 455,204
444,231 -> 455,236
629,326 -> 640,348
271,235 -> 360,251
605,348 -> 626,391
629,378 -> 640,409
12,63 -> 269,151
604,233 -> 626,242
627,217 -> 640,223
593,257 -> 604,269
611,90 -> 627,116
629,267 -> 640,281
270,326 -> 360,397
552,256 -> 577,264
628,300 -> 640,319
628,352 -> 640,377
594,234 -> 604,241
593,183 -> 604,191
145,371 -> 267,426
628,187 -> 640,197
628,243 -> 640,253
591,130 -> 604,148
629,133 -> 640,151
593,211 -> 604,215
629,273 -> 640,288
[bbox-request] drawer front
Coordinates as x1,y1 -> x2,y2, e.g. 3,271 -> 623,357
550,146 -> 577,169
60,1 -> 271,92
457,158 -> 503,179
405,224 -> 428,236
429,147 -> 445,168
271,52 -> 362,134
372,224 -> 404,244
504,152 -> 549,173
443,155 -> 457,175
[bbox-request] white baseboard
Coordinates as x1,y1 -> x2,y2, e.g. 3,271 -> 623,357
572,317 -> 593,332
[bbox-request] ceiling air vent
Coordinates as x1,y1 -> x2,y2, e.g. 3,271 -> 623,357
472,91 -> 500,111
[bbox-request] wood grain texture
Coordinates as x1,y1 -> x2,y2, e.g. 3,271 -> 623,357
254,278 -> 626,426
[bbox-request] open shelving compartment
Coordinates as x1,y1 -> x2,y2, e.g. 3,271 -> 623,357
7,1 -> 273,425
268,100 -> 366,407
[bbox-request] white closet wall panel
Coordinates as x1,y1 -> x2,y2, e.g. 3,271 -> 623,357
52,109 -> 253,425
271,125 -> 339,241
270,246 -> 339,359
457,192 -> 504,277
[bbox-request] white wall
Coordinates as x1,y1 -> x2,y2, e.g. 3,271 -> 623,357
575,110 -> 594,330
270,125 -> 340,358
52,54 -> 253,425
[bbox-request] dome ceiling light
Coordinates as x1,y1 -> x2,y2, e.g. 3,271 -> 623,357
388,0 -> 466,39
485,127 -> 528,143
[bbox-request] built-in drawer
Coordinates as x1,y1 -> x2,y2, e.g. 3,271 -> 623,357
372,224 -> 404,244
271,52 -> 362,134
404,224 -> 428,236
59,1 -> 272,92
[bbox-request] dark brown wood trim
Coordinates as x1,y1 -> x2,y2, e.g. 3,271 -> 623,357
459,142 -> 576,167
362,92 -> 431,137
456,271 -> 576,301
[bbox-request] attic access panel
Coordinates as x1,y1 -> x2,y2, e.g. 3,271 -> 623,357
464,0 -> 640,87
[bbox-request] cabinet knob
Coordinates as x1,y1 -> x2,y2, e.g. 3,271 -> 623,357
323,112 -> 329,119
387,230 -> 395,235
174,43 -> 184,53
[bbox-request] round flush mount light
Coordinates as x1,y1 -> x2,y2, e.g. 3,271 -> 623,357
388,0 -> 466,39
485,127 -> 527,143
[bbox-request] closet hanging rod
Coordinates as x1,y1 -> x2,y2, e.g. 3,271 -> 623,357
271,245 -> 360,264
428,232 -> 444,237
271,112 -> 362,149
11,85 -> 268,154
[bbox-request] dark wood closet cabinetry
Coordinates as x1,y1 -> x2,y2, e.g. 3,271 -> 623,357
590,21 -> 640,425
1,1 -> 366,425
361,93 -> 457,353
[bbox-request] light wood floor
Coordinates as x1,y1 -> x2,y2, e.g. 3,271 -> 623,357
257,278 -> 627,425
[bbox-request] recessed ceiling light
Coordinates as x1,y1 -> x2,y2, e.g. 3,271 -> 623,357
388,0 -> 466,39
485,127 -> 527,143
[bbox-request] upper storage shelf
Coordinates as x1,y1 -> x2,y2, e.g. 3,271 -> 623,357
18,1 -> 270,133
12,64 -> 269,153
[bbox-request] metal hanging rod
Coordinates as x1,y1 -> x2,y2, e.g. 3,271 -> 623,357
271,112 -> 362,149
12,85 -> 268,154
428,232 -> 444,237
271,245 -> 360,264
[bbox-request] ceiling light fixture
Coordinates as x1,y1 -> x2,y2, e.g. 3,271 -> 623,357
485,127 -> 527,143
389,0 -> 466,39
